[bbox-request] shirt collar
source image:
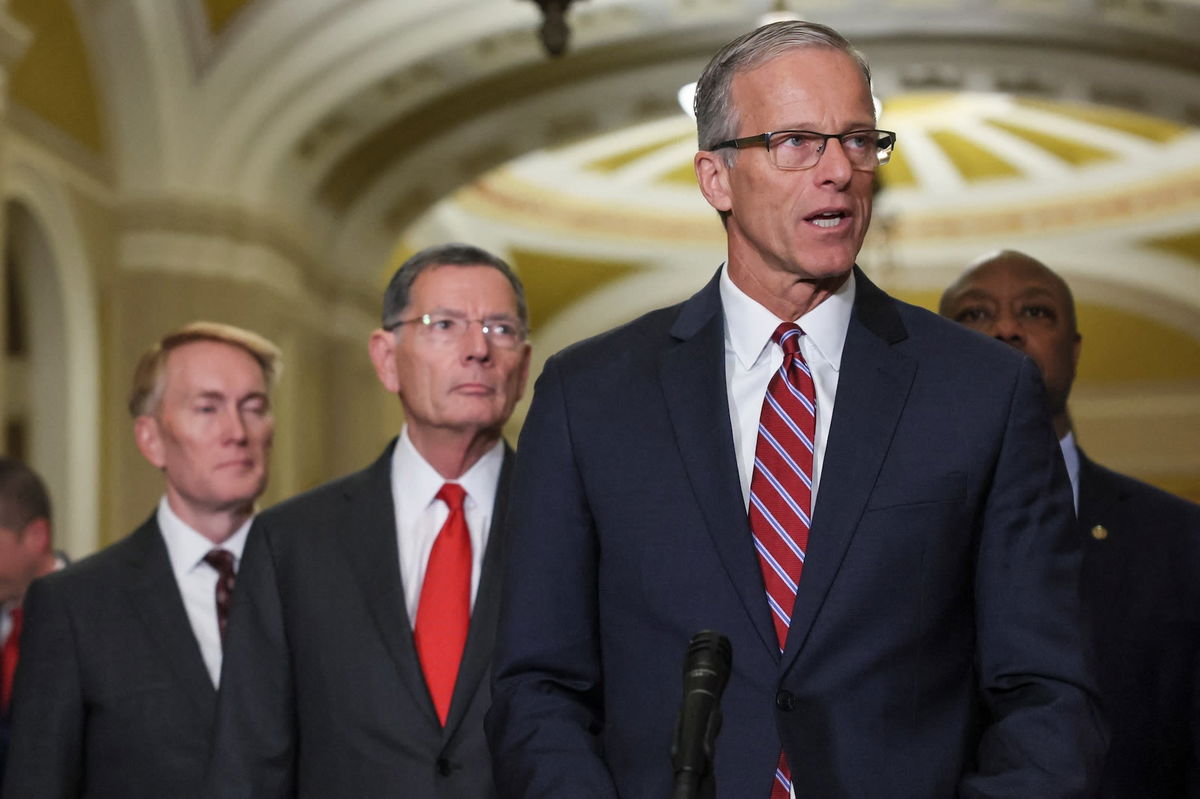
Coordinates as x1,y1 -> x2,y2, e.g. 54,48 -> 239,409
1058,431 -> 1081,512
392,425 -> 504,522
720,264 -> 856,370
156,496 -> 252,580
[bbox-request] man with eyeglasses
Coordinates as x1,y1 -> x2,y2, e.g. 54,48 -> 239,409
488,20 -> 1104,798
208,244 -> 531,798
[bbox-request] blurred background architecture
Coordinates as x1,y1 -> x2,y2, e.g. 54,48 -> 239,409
1,0 -> 1198,554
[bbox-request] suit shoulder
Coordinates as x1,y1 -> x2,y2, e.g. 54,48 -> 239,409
893,299 -> 1027,370
27,522 -> 154,601
1087,461 -> 1200,523
255,459 -> 378,528
546,301 -> 684,373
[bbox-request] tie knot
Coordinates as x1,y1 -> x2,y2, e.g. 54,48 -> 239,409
772,322 -> 804,356
203,549 -> 236,578
437,483 -> 467,512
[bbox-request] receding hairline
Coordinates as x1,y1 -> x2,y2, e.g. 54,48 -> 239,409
128,321 -> 283,418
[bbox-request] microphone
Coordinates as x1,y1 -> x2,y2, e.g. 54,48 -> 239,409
671,630 -> 732,799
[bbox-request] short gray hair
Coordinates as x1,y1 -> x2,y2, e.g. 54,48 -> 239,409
694,20 -> 873,157
381,243 -> 528,329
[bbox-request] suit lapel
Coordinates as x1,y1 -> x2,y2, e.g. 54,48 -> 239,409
781,268 -> 916,671
1076,451 -> 1134,599
123,516 -> 217,720
1077,451 -> 1119,527
335,443 -> 441,726
661,270 -> 779,657
443,446 -> 514,738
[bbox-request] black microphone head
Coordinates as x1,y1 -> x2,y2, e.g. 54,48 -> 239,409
683,630 -> 732,695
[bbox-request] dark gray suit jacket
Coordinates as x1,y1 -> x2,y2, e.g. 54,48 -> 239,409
2,516 -> 216,799
206,440 -> 511,798
1078,452 -> 1200,798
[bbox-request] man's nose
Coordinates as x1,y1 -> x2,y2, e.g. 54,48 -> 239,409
992,313 -> 1025,348
462,320 -> 492,361
225,408 -> 249,442
813,137 -> 854,187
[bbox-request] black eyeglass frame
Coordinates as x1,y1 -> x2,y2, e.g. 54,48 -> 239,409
711,129 -> 897,170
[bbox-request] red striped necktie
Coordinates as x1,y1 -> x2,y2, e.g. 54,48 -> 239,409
748,322 -> 816,799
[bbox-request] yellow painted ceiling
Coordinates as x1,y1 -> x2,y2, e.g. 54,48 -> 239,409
201,0 -> 255,36
984,118 -> 1114,167
876,145 -> 916,189
1145,230 -> 1200,265
509,247 -> 641,329
573,93 -> 1193,190
10,0 -> 104,154
1015,97 -> 1186,143
924,129 -> 1023,181
585,132 -> 690,173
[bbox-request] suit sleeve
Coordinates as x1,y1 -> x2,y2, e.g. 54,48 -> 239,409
1189,643 -> 1200,799
486,356 -> 621,799
2,575 -> 85,798
963,358 -> 1107,797
204,518 -> 295,799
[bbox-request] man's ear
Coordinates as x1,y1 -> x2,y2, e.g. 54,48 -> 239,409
134,415 -> 166,470
19,517 -> 50,555
369,329 -> 401,394
694,150 -> 733,213
1072,332 -> 1082,369
514,341 -> 533,402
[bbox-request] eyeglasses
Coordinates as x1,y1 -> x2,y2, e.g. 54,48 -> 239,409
384,313 -> 528,349
712,129 -> 896,171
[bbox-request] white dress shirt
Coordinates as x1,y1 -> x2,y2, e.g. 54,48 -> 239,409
1058,431 -> 1081,513
390,425 -> 503,628
721,265 -> 856,512
721,266 -> 855,799
157,496 -> 251,687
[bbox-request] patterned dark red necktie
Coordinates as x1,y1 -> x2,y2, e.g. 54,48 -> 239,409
414,483 -> 471,726
203,549 -> 236,644
748,322 -> 816,799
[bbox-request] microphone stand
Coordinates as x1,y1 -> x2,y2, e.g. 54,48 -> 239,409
670,631 -> 731,799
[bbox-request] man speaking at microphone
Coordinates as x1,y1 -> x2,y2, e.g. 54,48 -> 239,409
487,20 -> 1105,798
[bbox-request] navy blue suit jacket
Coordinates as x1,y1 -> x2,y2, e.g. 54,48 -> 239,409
488,268 -> 1105,798
1078,453 -> 1200,798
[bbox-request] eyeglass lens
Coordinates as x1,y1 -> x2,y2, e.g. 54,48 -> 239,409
769,131 -> 893,170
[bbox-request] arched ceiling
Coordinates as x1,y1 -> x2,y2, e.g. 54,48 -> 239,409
56,0 -> 1200,290
9,0 -> 103,156
9,0 -> 1200,491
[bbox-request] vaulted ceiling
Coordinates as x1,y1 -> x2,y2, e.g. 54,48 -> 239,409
9,0 -> 1200,491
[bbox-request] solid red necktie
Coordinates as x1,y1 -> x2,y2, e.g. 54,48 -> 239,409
2,606 -> 23,713
748,322 -> 816,799
414,483 -> 471,726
